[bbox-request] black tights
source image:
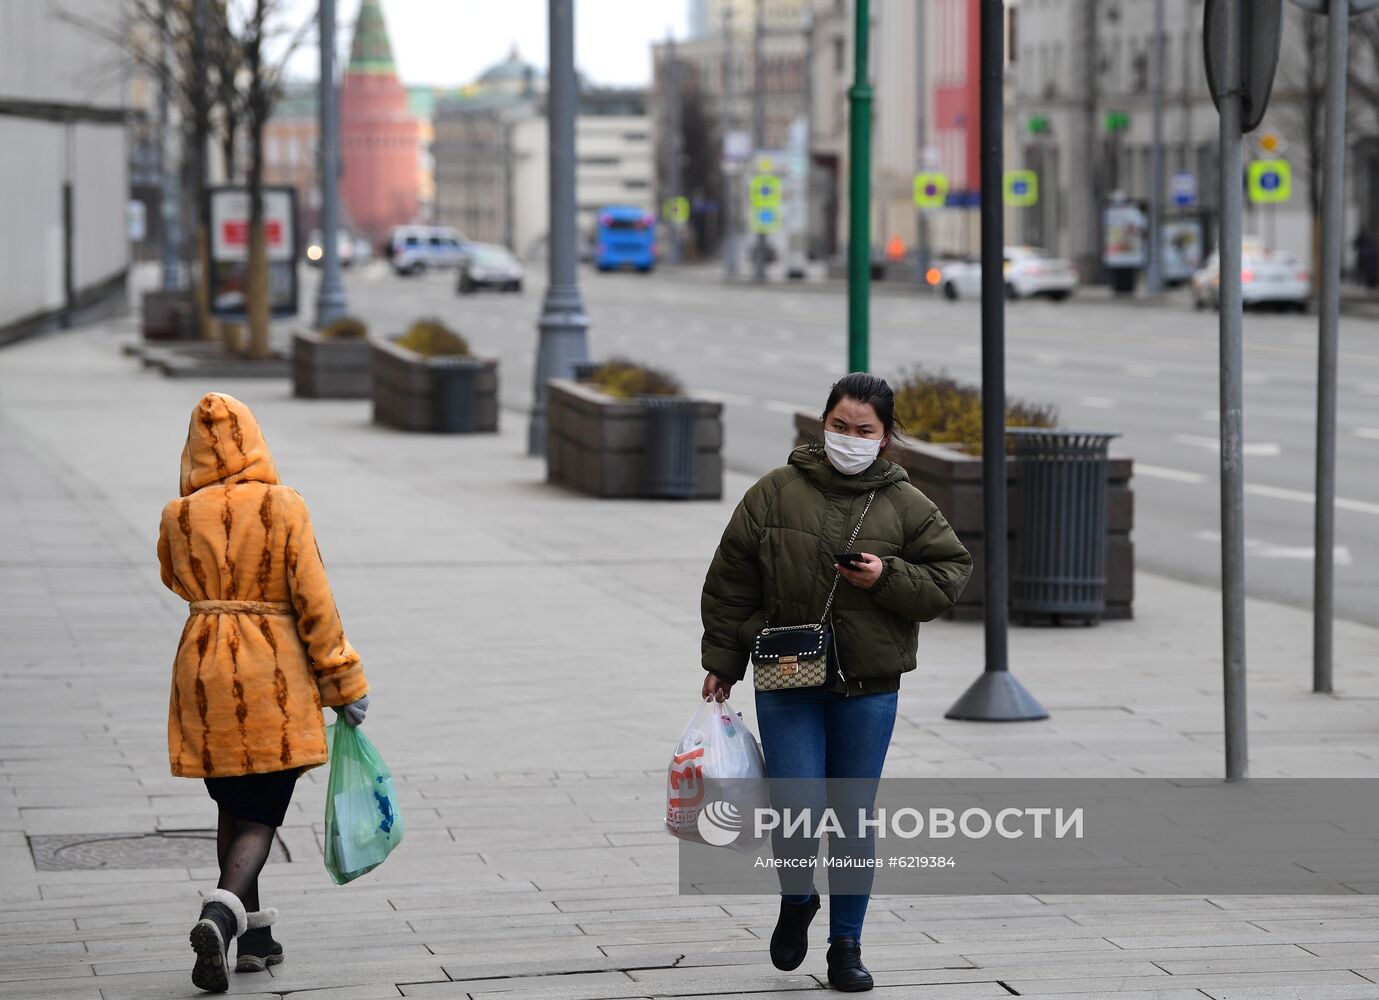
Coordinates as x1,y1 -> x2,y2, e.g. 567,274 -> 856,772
215,808 -> 275,913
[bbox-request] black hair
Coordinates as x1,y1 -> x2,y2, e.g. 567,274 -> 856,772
822,372 -> 900,438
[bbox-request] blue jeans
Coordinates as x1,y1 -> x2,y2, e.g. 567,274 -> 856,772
754,687 -> 898,943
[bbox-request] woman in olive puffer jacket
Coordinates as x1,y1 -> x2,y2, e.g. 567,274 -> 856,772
699,373 -> 972,993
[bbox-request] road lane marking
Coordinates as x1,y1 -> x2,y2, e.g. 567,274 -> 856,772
1194,530 -> 1353,565
1354,427 -> 1379,440
698,390 -> 754,407
1136,464 -> 1207,484
1244,483 -> 1379,516
763,399 -> 805,416
1078,396 -> 1118,409
1173,434 -> 1282,457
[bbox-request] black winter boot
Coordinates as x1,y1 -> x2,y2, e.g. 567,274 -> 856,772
235,907 -> 284,973
189,889 -> 247,993
826,937 -> 873,992
768,892 -> 820,971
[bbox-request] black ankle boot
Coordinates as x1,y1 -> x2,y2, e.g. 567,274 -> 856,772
768,893 -> 820,971
826,937 -> 873,992
189,889 -> 246,993
236,908 -> 284,973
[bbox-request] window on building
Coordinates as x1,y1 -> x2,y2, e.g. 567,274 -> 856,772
833,37 -> 844,73
623,131 -> 648,142
579,156 -> 620,167
624,179 -> 649,189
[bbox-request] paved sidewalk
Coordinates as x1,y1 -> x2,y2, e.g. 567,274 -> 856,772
1,317 -> 1379,999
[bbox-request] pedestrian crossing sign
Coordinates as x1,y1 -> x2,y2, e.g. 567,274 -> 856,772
663,196 -> 690,224
750,174 -> 782,209
1248,159 -> 1291,204
1004,170 -> 1039,207
750,206 -> 781,234
913,172 -> 949,209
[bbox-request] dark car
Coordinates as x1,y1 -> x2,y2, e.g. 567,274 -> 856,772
457,244 -> 524,294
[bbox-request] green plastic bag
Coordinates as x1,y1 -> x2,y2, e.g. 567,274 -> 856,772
323,721 -> 403,884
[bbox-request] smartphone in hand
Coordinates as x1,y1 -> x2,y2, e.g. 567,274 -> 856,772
834,552 -> 865,568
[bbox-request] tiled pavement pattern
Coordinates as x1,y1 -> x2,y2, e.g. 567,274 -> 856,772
1,318 -> 1378,999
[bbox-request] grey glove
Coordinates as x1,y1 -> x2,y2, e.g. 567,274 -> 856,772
332,694 -> 369,727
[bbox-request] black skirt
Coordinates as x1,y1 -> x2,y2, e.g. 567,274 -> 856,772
204,769 -> 300,827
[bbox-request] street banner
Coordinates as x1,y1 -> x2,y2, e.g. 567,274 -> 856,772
1103,200 -> 1148,268
1161,217 -> 1205,283
206,185 -> 299,318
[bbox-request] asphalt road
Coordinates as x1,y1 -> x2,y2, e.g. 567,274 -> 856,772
319,261 -> 1379,630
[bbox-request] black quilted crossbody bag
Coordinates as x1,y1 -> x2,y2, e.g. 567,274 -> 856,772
750,491 -> 876,691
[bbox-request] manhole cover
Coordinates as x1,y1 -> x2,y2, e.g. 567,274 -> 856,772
29,831 -> 289,871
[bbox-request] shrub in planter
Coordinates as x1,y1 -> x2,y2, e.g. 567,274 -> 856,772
794,369 -> 1133,620
547,358 -> 721,499
371,318 -> 498,433
892,367 -> 1058,453
292,316 -> 373,399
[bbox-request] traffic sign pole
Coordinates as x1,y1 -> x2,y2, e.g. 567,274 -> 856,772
1214,0 -> 1248,783
1314,0 -> 1350,695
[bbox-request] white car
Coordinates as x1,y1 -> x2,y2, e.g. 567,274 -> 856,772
387,225 -> 468,276
939,246 -> 1079,301
1191,248 -> 1311,311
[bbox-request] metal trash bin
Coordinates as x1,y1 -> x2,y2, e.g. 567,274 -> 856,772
1008,428 -> 1120,624
643,396 -> 698,498
430,357 -> 480,432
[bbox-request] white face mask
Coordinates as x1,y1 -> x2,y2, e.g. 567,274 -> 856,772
824,430 -> 882,475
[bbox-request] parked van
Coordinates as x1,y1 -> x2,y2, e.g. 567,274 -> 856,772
386,225 -> 468,275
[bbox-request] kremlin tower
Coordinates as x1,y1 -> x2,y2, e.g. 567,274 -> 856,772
339,0 -> 418,244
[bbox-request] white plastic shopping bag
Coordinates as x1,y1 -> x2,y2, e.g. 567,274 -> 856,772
665,698 -> 769,852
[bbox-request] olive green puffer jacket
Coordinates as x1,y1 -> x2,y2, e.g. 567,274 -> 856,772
701,445 -> 973,695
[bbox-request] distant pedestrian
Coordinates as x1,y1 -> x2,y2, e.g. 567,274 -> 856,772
158,393 -> 370,993
1354,229 -> 1377,289
699,373 -> 973,992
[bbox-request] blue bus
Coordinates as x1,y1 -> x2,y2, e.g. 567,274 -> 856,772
594,206 -> 657,272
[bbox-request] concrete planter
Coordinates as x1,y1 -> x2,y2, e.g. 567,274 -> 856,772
546,379 -> 723,499
370,338 -> 498,433
794,413 -> 1134,620
292,329 -> 371,399
141,289 -> 195,340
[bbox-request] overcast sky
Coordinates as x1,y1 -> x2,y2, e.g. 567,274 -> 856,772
281,0 -> 690,88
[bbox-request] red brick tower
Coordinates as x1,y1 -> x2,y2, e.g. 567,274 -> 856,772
339,0 -> 418,244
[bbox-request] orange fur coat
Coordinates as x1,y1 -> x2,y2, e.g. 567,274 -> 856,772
158,393 -> 369,778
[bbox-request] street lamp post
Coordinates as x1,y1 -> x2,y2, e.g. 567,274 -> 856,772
944,0 -> 1047,724
846,0 -> 872,371
529,0 -> 591,456
314,0 -> 348,327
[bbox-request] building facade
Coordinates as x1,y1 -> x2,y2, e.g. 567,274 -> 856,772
339,0 -> 419,244
1,0 -> 130,337
433,53 -> 652,258
1010,0 -> 1361,274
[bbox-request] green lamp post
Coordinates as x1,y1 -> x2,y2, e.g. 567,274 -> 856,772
846,0 -> 872,373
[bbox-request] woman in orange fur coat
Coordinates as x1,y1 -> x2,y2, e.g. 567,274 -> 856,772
158,392 -> 370,992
